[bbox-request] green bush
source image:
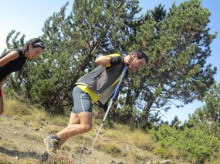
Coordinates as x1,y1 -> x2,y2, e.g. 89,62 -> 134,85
149,124 -> 220,163
153,147 -> 170,158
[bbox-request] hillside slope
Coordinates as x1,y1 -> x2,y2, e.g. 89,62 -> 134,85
0,98 -> 184,164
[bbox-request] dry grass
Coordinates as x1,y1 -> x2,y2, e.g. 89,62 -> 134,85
95,141 -> 126,158
23,133 -> 44,142
50,115 -> 69,126
206,152 -> 220,164
0,141 -> 19,150
43,155 -> 74,164
102,124 -> 156,151
4,96 -> 69,130
127,150 -> 153,163
4,96 -> 218,164
1,96 -> 165,163
0,158 -> 11,164
4,98 -> 31,117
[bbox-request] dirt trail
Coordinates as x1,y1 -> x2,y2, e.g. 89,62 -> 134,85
0,115 -> 131,164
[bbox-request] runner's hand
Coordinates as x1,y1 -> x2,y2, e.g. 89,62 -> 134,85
123,55 -> 134,65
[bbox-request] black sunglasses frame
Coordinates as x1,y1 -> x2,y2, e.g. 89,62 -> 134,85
33,42 -> 45,49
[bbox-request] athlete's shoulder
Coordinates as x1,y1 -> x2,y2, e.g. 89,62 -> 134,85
7,50 -> 20,59
1,50 -> 19,59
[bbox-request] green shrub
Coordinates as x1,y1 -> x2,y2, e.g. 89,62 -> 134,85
149,124 -> 220,163
153,147 -> 170,158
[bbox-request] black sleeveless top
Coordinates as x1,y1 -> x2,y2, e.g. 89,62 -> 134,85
0,49 -> 27,81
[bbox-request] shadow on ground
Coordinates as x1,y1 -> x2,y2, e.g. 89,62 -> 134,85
0,146 -> 40,159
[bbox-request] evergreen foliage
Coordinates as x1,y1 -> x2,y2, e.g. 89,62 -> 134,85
3,0 -> 217,124
1,1 -> 220,162
149,124 -> 220,163
185,82 -> 220,137
133,0 -> 217,124
149,82 -> 220,163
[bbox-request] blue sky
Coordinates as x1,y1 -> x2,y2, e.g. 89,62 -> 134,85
0,0 -> 219,123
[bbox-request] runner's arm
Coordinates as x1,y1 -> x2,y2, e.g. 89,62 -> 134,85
95,54 -> 134,67
95,56 -> 111,67
0,51 -> 19,67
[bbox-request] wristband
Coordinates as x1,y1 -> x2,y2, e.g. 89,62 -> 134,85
110,56 -> 124,66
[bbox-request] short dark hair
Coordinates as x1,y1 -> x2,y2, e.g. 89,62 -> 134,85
129,50 -> 148,64
23,38 -> 45,52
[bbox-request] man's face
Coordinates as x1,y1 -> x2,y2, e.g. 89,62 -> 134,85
129,54 -> 147,72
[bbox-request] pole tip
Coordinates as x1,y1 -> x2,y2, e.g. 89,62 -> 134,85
88,149 -> 92,154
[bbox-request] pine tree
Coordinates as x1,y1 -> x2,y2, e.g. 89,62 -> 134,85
186,82 -> 220,136
131,0 -> 217,123
3,0 -> 217,123
4,0 -> 143,113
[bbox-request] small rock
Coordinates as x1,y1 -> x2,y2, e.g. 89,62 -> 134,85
15,156 -> 19,159
35,128 -> 41,131
126,145 -> 130,151
104,138 -> 110,142
69,154 -> 75,159
160,160 -> 170,164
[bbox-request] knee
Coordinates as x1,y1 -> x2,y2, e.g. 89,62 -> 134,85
81,124 -> 92,133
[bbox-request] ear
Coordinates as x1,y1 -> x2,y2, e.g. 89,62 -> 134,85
132,53 -> 137,58
29,45 -> 33,49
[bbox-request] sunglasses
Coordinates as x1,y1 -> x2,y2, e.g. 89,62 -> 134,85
33,42 -> 45,49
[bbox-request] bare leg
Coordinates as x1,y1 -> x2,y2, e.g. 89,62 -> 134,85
0,77 -> 7,115
57,112 -> 92,147
0,96 -> 3,115
57,112 -> 80,146
0,88 -> 3,115
68,112 -> 80,125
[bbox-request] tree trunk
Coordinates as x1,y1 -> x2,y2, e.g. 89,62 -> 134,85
144,100 -> 154,122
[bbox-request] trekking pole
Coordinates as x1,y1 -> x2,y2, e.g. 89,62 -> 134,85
88,65 -> 128,154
